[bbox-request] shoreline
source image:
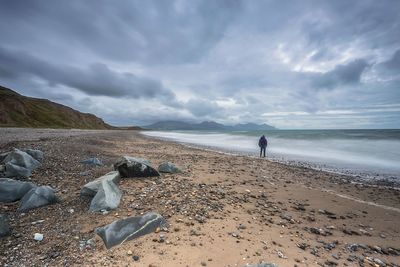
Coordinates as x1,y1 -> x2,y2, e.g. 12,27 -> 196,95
1,128 -> 399,267
140,131 -> 400,190
140,132 -> 400,214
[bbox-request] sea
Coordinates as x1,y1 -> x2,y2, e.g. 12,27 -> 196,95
142,129 -> 400,186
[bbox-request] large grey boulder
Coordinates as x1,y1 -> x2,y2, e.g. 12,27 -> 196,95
18,186 -> 57,212
81,171 -> 120,197
96,212 -> 168,249
81,171 -> 122,212
23,149 -> 44,162
1,149 -> 41,177
158,162 -> 182,173
0,214 -> 11,238
114,156 -> 159,178
0,178 -> 37,202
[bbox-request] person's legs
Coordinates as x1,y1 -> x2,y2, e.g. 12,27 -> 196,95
262,147 -> 266,157
260,147 -> 262,157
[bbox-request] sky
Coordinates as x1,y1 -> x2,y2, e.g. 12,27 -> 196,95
0,0 -> 399,129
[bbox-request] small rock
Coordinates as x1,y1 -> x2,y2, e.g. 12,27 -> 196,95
34,233 -> 43,241
238,224 -> 247,230
158,162 -> 182,173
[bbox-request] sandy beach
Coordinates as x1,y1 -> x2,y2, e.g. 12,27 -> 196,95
0,129 -> 399,267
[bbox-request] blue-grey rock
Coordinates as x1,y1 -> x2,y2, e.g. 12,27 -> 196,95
89,179 -> 121,212
114,156 -> 159,178
0,178 -> 37,202
23,149 -> 44,162
158,162 -> 182,173
0,214 -> 11,238
96,212 -> 167,249
18,186 -> 57,212
81,157 -> 103,166
1,149 -> 41,177
80,171 -> 122,212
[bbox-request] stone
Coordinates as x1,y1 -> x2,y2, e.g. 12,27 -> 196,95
0,178 -> 36,202
81,157 -> 103,166
1,149 -> 41,177
23,149 -> 44,162
34,233 -> 43,241
80,171 -> 120,197
89,179 -> 122,212
18,186 -> 57,212
0,214 -> 11,238
79,238 -> 96,251
309,227 -> 325,235
114,156 -> 159,178
80,171 -> 122,212
96,212 -> 168,249
158,162 -> 182,173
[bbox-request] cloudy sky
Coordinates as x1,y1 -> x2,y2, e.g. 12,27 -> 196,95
0,0 -> 399,129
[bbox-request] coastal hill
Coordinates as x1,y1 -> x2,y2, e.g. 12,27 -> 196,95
0,85 -> 114,129
144,120 -> 276,131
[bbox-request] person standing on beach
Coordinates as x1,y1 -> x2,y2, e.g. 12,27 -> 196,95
258,135 -> 268,158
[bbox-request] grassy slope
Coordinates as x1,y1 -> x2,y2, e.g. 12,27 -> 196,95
0,86 -> 113,129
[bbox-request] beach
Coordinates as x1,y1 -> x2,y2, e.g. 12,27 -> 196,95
0,129 -> 399,267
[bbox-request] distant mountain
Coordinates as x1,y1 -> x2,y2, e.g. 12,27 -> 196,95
0,85 -> 117,129
144,120 -> 276,131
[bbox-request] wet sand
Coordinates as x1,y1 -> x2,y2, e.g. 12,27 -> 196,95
0,129 -> 399,267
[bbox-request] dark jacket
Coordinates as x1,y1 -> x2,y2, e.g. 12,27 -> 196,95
258,135 -> 267,148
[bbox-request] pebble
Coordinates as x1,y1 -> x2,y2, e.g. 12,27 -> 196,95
132,255 -> 139,261
34,233 -> 43,241
31,220 -> 45,225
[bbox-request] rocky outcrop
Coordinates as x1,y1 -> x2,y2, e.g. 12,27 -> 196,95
0,178 -> 36,202
80,171 -> 122,212
114,156 -> 159,178
18,186 -> 57,212
96,212 -> 167,249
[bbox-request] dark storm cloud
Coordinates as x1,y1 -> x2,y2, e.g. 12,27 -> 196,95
0,46 -> 176,101
312,59 -> 370,89
301,1 -> 400,51
0,0 -> 241,64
